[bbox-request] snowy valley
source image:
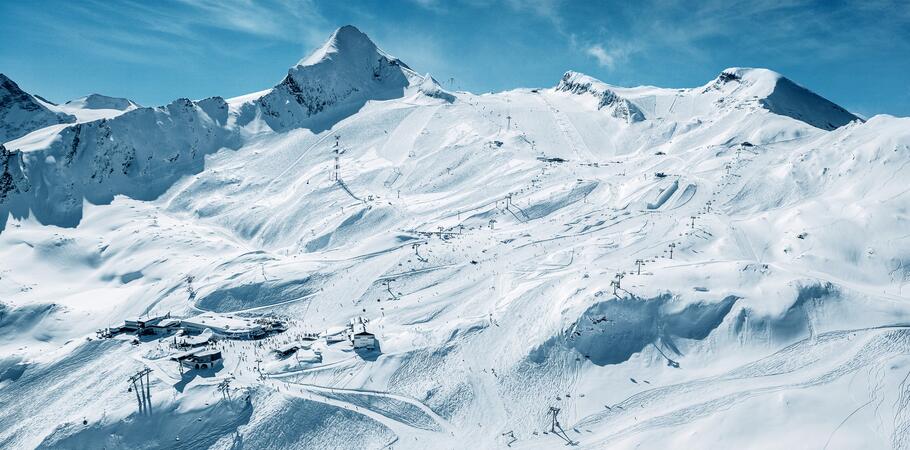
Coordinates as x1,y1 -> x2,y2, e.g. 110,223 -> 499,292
1,25 -> 910,449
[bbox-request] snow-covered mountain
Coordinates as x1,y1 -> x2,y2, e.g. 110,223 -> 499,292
0,95 -> 238,229
56,93 -> 141,123
0,74 -> 75,143
556,67 -> 861,130
65,93 -> 139,111
234,25 -> 433,133
1,25 -> 908,450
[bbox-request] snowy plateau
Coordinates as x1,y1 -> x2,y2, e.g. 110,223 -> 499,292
1,24 -> 910,449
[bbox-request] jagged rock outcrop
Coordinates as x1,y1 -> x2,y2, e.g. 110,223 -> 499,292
0,145 -> 28,204
416,74 -> 455,103
0,97 -> 239,230
0,74 -> 75,143
0,28 -> 869,234
556,71 -> 645,123
244,25 -> 419,132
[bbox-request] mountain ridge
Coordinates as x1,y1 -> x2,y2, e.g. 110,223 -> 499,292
1,24 -> 909,450
0,73 -> 76,143
64,93 -> 140,111
0,27 -> 880,233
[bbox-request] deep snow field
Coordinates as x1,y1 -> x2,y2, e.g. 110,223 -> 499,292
1,26 -> 910,449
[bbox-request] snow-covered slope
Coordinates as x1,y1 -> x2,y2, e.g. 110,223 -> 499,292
0,74 -> 75,143
0,96 -> 238,230
556,67 -> 861,130
556,71 -> 647,123
65,93 -> 138,111
234,25 -> 431,133
707,67 -> 860,130
0,25 -> 907,450
57,94 -> 140,122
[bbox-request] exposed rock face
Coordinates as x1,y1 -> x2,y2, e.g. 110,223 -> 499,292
0,145 -> 28,203
243,25 -> 417,133
558,68 -> 859,130
0,30 -> 868,234
556,71 -> 645,123
0,97 -> 238,230
0,74 -> 75,143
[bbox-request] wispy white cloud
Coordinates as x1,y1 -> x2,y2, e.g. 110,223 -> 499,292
573,34 -> 641,71
5,0 -> 907,113
173,0 -> 327,42
408,0 -> 448,13
585,44 -> 615,68
572,0 -> 910,67
409,0 -> 568,27
14,0 -> 332,66
504,0 -> 566,25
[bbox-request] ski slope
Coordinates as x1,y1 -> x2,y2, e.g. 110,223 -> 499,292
1,25 -> 909,449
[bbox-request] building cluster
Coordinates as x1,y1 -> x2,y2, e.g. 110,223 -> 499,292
103,311 -> 379,376
102,312 -> 287,341
318,316 -> 377,350
272,340 -> 322,362
100,312 -> 289,373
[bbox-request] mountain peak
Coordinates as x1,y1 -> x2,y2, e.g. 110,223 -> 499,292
334,24 -> 370,43
711,67 -> 783,91
555,71 -> 646,123
555,68 -> 859,131
298,25 -> 385,67
244,25 -> 417,133
0,73 -> 75,143
710,67 -> 860,130
65,93 -> 139,111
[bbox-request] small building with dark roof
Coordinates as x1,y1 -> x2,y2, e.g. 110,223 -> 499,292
352,331 -> 376,350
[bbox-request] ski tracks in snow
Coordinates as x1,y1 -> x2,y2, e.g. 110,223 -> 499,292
535,92 -> 596,163
572,326 -> 910,448
263,377 -> 454,440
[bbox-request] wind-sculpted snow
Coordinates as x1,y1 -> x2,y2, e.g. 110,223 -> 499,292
416,75 -> 456,103
0,302 -> 58,342
731,282 -> 838,344
522,181 -> 598,220
713,68 -> 860,130
529,294 -> 738,366
194,275 -> 323,313
740,69 -> 859,130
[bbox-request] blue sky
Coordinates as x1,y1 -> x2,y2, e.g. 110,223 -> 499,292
2,0 -> 908,117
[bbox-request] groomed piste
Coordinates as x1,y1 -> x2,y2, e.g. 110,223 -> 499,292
1,25 -> 910,449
